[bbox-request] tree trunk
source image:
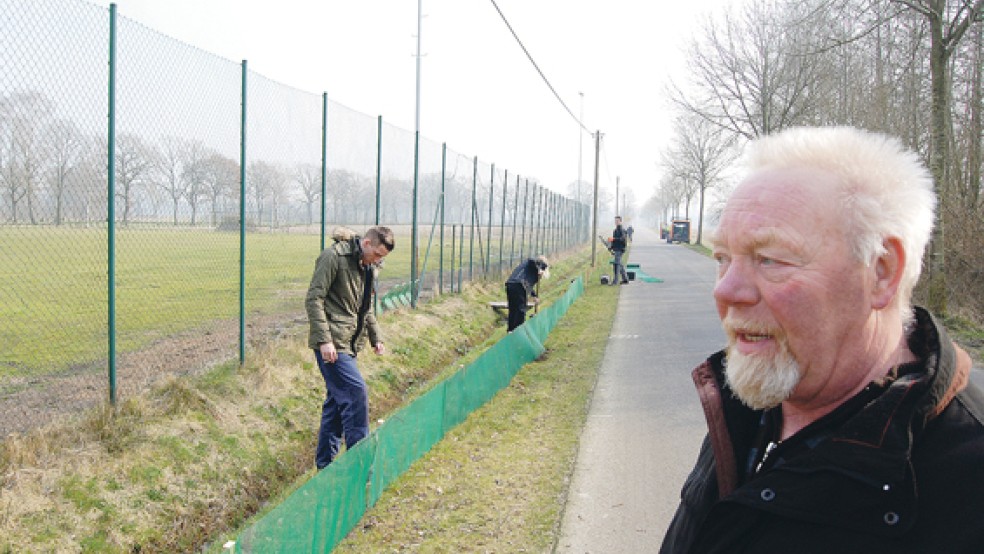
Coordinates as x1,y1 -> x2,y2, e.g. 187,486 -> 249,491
925,3 -> 949,315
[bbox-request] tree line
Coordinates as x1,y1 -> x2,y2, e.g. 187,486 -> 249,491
650,0 -> 983,318
0,90 -> 546,231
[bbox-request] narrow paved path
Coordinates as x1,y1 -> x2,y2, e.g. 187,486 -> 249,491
556,226 -> 723,553
556,226 -> 984,553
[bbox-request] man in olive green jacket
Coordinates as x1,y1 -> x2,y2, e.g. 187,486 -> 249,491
305,226 -> 394,469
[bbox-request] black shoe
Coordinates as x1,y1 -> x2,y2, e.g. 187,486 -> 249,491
620,280 -> 629,284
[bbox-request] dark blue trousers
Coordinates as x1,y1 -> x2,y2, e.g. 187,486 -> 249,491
314,350 -> 369,469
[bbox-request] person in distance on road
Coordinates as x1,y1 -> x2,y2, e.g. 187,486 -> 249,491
660,126 -> 984,553
610,216 -> 630,285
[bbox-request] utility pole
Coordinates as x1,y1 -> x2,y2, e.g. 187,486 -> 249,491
577,92 -> 584,203
615,176 -> 620,216
578,92 -> 584,243
411,0 -> 423,307
591,130 -> 601,266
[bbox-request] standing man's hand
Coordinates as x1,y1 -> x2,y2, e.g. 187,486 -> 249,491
373,342 -> 386,355
320,342 -> 338,363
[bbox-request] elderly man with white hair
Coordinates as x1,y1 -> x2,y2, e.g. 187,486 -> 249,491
660,126 -> 984,554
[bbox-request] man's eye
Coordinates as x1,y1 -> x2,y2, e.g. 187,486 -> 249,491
713,254 -> 730,268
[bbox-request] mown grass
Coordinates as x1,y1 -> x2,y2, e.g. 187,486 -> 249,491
0,243 -> 595,553
0,226 -> 435,378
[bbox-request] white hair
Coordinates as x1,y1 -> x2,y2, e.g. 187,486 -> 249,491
743,126 -> 936,319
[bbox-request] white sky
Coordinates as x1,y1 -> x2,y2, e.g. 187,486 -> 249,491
99,0 -> 738,212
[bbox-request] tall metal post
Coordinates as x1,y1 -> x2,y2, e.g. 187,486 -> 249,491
498,169 -> 508,274
411,131 -> 419,307
107,4 -> 118,405
519,179 -> 529,260
591,131 -> 601,266
468,156 -> 477,281
320,93 -> 328,251
375,115 -> 382,225
450,224 -> 456,293
486,164 -> 494,274
510,174 -> 520,267
458,224 -> 465,291
615,176 -> 620,216
439,143 -> 446,294
239,61 -> 248,365
533,186 -> 541,255
412,0 -> 422,305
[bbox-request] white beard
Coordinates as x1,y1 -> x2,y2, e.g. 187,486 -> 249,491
724,328 -> 802,410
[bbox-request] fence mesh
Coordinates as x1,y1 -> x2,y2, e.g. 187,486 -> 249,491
0,0 -> 589,438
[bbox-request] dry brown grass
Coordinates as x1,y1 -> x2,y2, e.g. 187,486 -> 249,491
0,251 -> 588,553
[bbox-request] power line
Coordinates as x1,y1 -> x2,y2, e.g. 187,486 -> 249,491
489,0 -> 590,134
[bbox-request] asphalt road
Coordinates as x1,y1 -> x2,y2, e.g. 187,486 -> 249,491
556,225 -> 724,553
555,226 -> 984,553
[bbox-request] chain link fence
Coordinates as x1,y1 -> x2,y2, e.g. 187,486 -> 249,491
0,0 -> 590,439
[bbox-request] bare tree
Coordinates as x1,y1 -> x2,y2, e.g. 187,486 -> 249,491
247,161 -> 277,228
664,115 -> 737,244
154,136 -> 190,226
199,153 -> 238,227
0,91 -> 54,224
566,179 -> 593,205
247,161 -> 293,228
889,0 -> 984,314
651,173 -> 688,233
115,134 -> 154,226
45,118 -> 85,226
179,140 -> 213,226
670,0 -> 830,140
294,163 -> 321,225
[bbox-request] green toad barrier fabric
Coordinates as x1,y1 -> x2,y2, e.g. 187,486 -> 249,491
236,277 -> 584,553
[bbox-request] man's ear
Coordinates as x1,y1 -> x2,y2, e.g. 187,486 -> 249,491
872,236 -> 905,310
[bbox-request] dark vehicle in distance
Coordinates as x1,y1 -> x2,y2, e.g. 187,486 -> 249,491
667,219 -> 690,244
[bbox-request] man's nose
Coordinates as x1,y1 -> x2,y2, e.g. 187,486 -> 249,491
713,259 -> 758,306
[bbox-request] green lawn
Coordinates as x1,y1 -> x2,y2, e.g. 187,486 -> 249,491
0,224 -> 559,379
0,226 -> 412,378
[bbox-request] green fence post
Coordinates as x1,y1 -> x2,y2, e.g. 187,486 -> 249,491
375,115 -> 382,226
486,164 -> 494,274
449,223 -> 456,294
536,186 -> 542,254
498,169 -> 507,275
107,3 -> 118,405
457,224 -> 464,292
321,92 -> 328,252
510,174 -> 519,267
520,179 -> 529,260
239,60 -> 247,366
411,130 -> 419,308
439,143 -> 446,295
468,156 -> 476,282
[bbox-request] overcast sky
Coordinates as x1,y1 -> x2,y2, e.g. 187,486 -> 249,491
98,0 -> 737,211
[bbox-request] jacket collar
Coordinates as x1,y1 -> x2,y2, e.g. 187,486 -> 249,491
695,307 -> 971,496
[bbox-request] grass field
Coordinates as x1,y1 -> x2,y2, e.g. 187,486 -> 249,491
0,225 -> 528,379
0,241 -> 596,553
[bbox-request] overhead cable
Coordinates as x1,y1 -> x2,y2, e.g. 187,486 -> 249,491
489,0 -> 591,134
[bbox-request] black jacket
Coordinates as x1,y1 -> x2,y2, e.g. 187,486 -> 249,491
611,225 -> 627,252
506,258 -> 544,297
660,307 -> 984,554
